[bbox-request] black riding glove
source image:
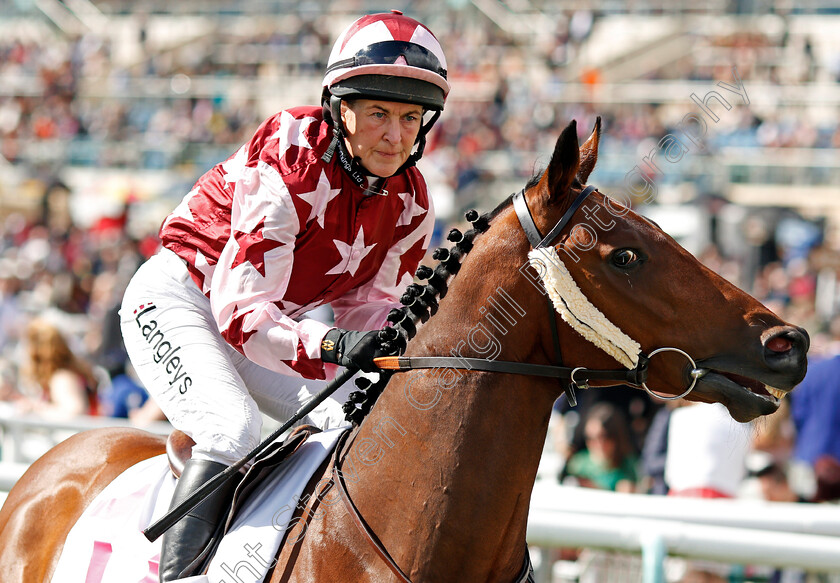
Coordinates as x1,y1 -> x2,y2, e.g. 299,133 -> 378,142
320,328 -> 394,372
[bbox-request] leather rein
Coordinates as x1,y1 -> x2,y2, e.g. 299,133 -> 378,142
331,429 -> 534,583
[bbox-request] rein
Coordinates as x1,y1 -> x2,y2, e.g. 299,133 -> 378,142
331,428 -> 536,583
375,355 -> 648,392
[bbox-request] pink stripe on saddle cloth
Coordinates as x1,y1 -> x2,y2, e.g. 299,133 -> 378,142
52,454 -> 174,583
51,428 -> 345,583
84,541 -> 112,583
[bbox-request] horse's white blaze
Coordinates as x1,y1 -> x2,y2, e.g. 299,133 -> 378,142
529,247 -> 641,369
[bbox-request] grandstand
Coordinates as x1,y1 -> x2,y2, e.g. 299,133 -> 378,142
1,2 -> 839,225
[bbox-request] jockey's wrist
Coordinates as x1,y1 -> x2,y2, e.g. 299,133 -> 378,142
320,328 -> 345,364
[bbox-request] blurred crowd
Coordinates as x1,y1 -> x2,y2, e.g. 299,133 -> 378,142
0,10 -> 839,582
2,10 -> 840,185
0,179 -> 165,424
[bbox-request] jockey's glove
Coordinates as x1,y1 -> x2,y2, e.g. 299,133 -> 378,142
320,328 -> 394,372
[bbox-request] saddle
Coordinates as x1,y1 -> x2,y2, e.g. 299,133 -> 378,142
165,425 -> 321,479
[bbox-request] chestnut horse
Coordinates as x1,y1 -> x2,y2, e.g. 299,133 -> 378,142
0,119 -> 808,582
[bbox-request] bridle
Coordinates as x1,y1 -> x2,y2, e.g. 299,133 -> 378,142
510,184 -> 702,404
377,184 -> 702,404
336,184 -> 704,583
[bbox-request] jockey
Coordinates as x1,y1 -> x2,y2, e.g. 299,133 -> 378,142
118,11 -> 449,581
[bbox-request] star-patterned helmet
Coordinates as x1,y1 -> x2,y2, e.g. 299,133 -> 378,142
323,10 -> 449,111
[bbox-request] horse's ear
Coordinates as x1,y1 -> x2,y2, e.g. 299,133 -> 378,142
546,120 -> 580,201
577,116 -> 601,184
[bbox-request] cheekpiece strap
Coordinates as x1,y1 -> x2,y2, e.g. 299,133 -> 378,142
512,189 -> 542,248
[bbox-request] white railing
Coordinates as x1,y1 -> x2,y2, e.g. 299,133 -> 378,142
526,482 -> 840,582
529,481 -> 840,537
0,406 -> 172,464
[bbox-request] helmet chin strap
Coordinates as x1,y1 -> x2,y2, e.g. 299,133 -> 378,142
321,95 -> 345,164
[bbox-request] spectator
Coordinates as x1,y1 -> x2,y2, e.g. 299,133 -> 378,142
665,402 -> 751,499
18,318 -> 100,418
746,454 -> 809,583
554,384 -> 656,467
789,355 -> 840,469
751,398 -> 796,463
665,403 -> 753,583
564,402 -> 639,492
813,455 -> 840,503
747,452 -> 808,504
639,401 -> 674,495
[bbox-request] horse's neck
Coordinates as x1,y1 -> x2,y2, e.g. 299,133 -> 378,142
346,374 -> 554,581
345,276 -> 557,581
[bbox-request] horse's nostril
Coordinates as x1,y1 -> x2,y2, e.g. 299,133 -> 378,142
763,327 -> 809,360
761,327 -> 809,383
766,336 -> 793,353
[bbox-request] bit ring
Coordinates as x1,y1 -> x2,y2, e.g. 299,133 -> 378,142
641,347 -> 699,402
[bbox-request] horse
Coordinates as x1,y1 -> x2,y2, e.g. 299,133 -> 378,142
0,118 -> 808,582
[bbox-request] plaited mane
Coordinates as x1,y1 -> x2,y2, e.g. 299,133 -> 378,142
342,209 -> 491,425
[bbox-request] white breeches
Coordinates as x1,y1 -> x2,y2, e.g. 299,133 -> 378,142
119,249 -> 350,465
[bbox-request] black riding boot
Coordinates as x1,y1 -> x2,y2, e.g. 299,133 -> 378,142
159,459 -> 236,582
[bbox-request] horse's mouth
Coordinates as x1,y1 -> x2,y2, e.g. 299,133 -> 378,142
691,369 -> 786,422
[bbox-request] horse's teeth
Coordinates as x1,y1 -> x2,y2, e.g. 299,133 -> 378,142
765,386 -> 786,400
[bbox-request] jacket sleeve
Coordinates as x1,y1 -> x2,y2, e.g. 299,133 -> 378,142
209,150 -> 334,380
331,190 -> 435,333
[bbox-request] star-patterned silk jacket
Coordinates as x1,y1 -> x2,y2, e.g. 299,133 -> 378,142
159,105 -> 434,380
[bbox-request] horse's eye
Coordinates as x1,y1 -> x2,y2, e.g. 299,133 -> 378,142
612,249 -> 640,268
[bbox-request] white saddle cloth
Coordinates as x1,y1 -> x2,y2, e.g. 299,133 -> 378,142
51,427 -> 345,583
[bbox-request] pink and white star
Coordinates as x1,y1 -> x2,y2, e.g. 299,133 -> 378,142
326,226 -> 377,276
296,170 -> 342,229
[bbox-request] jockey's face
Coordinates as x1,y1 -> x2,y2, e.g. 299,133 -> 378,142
341,99 -> 423,178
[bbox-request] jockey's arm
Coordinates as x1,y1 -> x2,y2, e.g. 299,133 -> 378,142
209,174 -> 333,379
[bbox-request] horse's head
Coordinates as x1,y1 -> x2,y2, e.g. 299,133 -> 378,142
503,119 -> 808,422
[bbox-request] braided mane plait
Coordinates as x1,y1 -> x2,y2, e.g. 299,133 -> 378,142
342,209 -> 491,425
